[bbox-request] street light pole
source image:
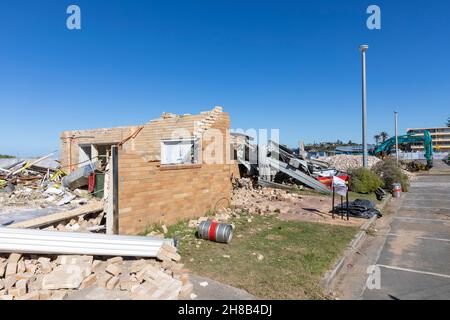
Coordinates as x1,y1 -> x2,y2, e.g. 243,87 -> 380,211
394,111 -> 399,166
360,45 -> 369,168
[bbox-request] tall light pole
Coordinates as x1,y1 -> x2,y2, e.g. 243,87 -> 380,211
360,45 -> 369,168
394,111 -> 399,166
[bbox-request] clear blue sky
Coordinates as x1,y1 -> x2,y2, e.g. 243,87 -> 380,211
1,0 -> 449,157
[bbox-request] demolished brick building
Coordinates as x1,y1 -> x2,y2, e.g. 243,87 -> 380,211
60,106 -> 239,234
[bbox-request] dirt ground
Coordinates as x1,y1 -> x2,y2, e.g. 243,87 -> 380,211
231,186 -> 366,228
278,195 -> 366,227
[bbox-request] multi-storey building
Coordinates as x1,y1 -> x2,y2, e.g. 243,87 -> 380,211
407,127 -> 450,152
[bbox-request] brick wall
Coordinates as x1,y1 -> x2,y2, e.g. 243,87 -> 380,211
118,113 -> 236,234
60,110 -> 239,235
60,126 -> 136,171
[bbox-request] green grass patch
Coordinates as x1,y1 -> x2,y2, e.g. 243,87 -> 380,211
168,214 -> 358,300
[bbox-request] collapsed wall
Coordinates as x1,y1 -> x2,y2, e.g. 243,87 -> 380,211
60,107 -> 239,235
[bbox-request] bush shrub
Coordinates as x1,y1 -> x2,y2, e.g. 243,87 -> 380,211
373,158 -> 410,192
349,167 -> 383,194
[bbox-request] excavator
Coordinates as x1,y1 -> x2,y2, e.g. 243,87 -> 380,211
372,130 -> 434,169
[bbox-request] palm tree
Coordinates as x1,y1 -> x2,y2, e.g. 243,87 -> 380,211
374,134 -> 381,146
380,131 -> 389,143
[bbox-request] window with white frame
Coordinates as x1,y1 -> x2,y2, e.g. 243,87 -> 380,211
160,138 -> 199,165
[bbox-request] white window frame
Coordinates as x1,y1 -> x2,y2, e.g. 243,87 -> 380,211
160,138 -> 200,165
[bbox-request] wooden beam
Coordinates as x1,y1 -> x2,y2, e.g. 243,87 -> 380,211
8,202 -> 104,229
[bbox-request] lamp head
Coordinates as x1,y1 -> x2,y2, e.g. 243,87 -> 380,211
359,45 -> 369,52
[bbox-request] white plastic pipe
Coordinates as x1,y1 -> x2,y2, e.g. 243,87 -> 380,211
0,227 -> 173,257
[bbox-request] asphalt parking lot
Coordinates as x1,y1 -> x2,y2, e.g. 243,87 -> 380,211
363,163 -> 450,300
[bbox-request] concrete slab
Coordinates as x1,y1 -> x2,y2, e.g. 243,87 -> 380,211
390,218 -> 450,239
190,275 -> 257,300
359,163 -> 450,300
363,267 -> 450,300
376,235 -> 450,275
403,194 -> 450,201
66,285 -> 131,300
401,199 -> 450,208
399,205 -> 450,217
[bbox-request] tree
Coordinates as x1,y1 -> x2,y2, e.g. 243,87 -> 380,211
380,131 -> 389,143
374,134 -> 381,146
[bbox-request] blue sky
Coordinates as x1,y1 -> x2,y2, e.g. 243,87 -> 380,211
1,0 -> 449,157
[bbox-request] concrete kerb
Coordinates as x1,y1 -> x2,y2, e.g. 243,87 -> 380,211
321,194 -> 392,289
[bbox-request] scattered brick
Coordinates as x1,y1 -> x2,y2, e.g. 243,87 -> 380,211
105,264 -> 122,276
106,276 -> 120,290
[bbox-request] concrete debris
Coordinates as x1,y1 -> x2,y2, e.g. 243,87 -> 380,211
0,243 -> 192,300
318,155 -> 381,172
0,155 -> 101,224
57,193 -> 76,206
44,187 -> 64,196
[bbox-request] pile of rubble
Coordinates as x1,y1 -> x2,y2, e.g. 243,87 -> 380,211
0,244 -> 193,300
400,160 -> 429,172
185,178 -> 365,227
1,155 -> 102,231
230,186 -> 303,216
0,183 -> 91,212
0,154 -> 90,211
41,211 -> 105,233
188,181 -> 329,227
318,155 -> 381,172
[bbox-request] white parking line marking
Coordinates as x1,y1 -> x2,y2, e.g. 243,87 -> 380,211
403,198 -> 450,202
405,195 -> 450,198
412,183 -> 450,187
395,217 -> 450,223
401,206 -> 450,210
405,199 -> 450,206
386,233 -> 450,243
377,265 -> 450,279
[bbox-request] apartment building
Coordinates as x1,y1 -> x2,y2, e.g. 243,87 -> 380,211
407,127 -> 450,152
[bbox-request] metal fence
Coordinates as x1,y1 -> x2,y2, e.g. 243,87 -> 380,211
398,152 -> 449,160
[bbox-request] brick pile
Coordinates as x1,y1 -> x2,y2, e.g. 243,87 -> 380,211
41,212 -> 105,233
187,186 -> 304,229
0,243 -> 193,300
230,187 -> 303,216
